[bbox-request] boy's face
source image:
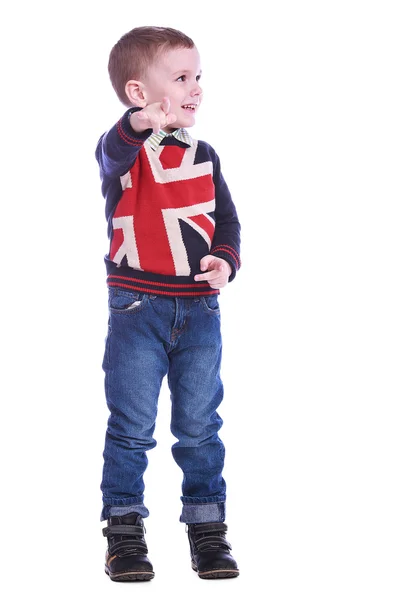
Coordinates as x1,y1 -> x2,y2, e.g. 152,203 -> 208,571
141,46 -> 203,131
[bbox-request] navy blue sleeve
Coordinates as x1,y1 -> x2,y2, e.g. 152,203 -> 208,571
207,145 -> 241,281
95,107 -> 152,179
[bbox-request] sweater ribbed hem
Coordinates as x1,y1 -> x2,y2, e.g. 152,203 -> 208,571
106,267 -> 219,297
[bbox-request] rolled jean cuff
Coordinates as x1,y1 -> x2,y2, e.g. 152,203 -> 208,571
101,502 -> 149,521
180,499 -> 226,524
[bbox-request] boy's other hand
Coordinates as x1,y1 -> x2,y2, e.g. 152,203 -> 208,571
130,97 -> 177,134
194,256 -> 232,289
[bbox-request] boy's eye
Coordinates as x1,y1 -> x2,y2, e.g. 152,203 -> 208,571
176,74 -> 201,83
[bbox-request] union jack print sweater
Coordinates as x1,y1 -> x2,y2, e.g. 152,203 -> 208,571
95,108 -> 241,297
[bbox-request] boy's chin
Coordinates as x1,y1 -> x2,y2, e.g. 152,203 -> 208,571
175,116 -> 196,129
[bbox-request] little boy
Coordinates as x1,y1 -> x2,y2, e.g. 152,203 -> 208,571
96,26 -> 241,581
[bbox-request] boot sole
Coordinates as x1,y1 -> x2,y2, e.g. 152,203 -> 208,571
191,563 -> 239,579
105,567 -> 154,582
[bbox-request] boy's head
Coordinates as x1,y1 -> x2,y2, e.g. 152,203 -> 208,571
108,26 -> 203,130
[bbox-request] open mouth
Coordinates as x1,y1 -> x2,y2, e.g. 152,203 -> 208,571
182,104 -> 197,112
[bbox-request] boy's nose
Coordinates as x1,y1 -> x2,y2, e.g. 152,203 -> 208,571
191,83 -> 202,97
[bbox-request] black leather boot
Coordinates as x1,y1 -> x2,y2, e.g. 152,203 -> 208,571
102,512 -> 154,581
187,522 -> 239,579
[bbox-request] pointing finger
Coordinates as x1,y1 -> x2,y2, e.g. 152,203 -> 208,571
161,96 -> 170,114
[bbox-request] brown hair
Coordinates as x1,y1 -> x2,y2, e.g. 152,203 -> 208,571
108,26 -> 195,107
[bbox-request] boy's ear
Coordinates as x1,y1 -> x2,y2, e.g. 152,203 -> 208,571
125,80 -> 147,107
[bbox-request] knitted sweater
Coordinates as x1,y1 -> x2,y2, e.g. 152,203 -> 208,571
95,108 -> 241,297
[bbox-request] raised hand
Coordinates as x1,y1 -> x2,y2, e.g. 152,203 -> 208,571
194,255 -> 232,289
130,97 -> 177,134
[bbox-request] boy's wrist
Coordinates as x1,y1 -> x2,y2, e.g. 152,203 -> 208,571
129,111 -> 148,133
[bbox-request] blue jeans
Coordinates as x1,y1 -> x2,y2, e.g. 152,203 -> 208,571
100,288 -> 226,523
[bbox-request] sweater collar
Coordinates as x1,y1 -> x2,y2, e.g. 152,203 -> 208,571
147,128 -> 193,151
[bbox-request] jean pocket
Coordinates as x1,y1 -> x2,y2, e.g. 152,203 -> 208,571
200,294 -> 220,315
108,288 -> 147,313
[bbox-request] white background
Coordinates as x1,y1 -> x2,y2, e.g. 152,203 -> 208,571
1,1 -> 399,598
